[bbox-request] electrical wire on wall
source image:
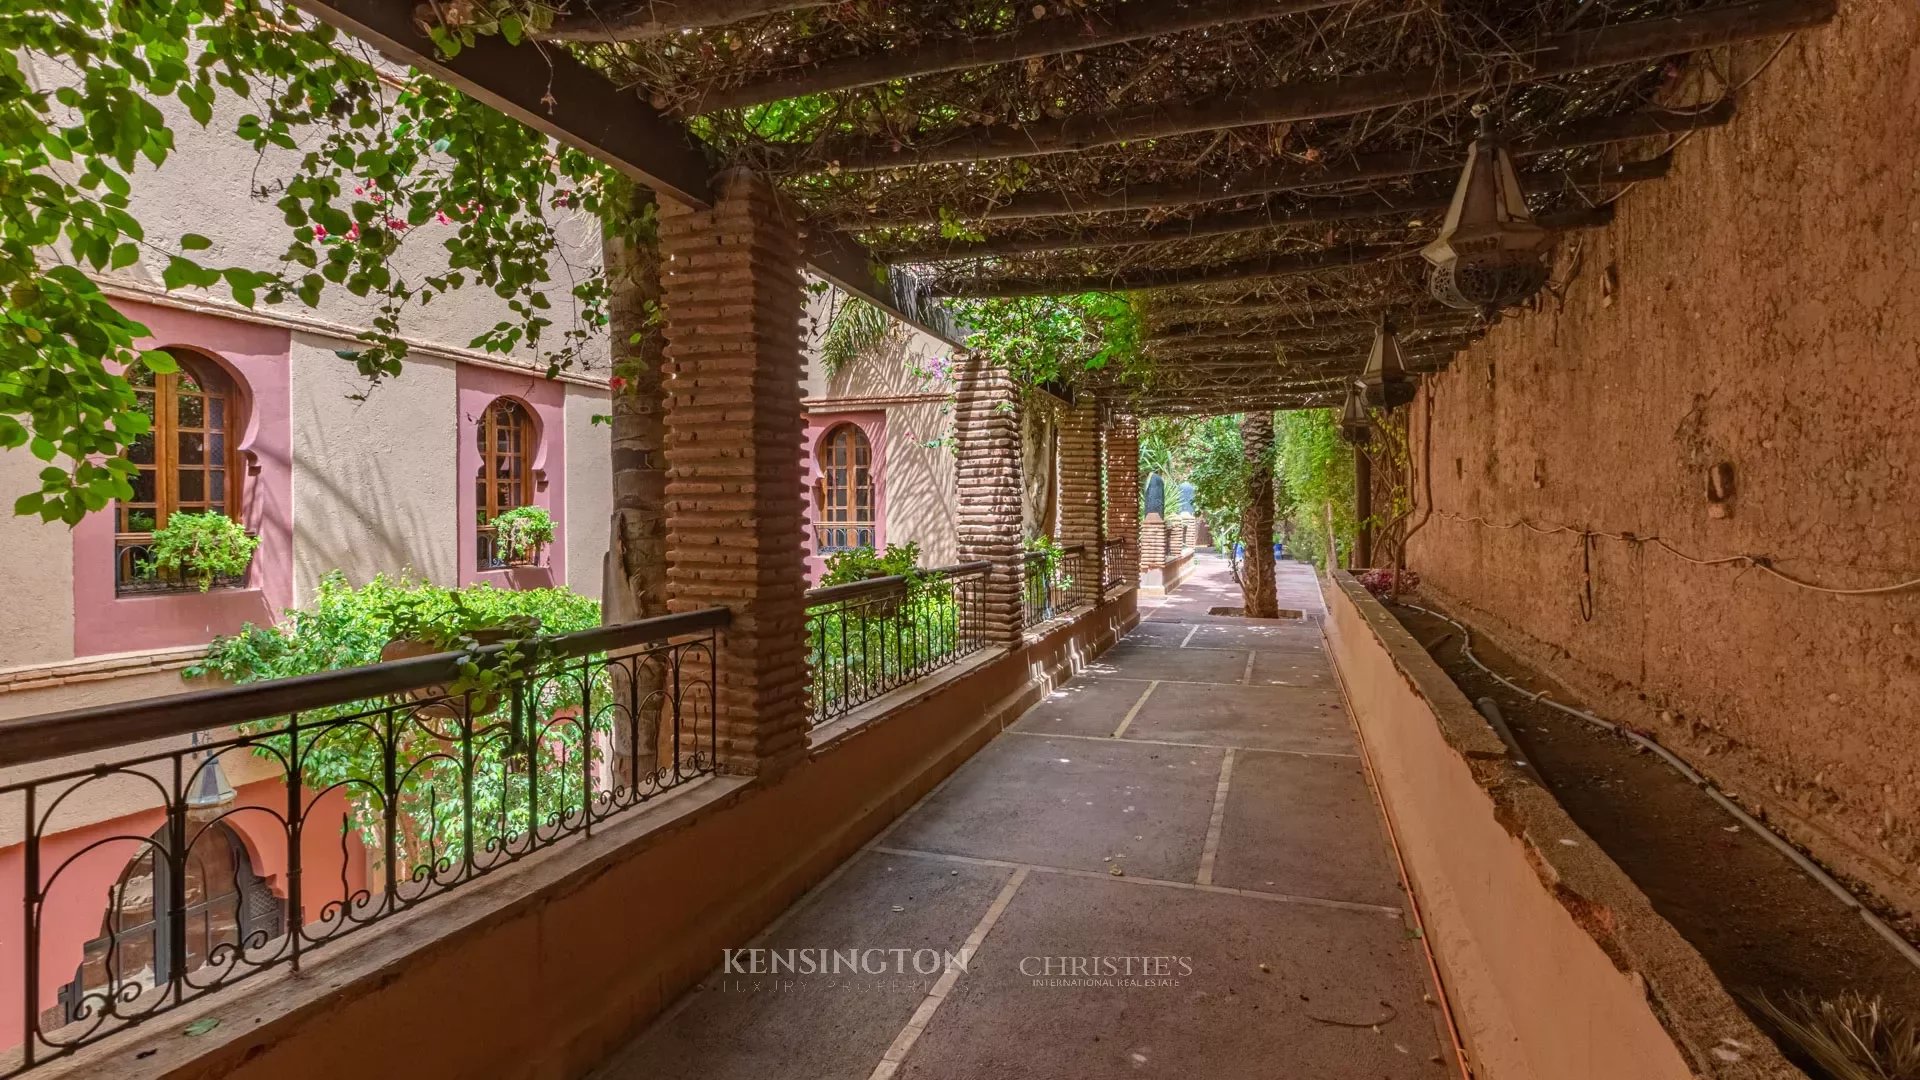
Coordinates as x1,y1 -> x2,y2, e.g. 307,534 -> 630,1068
1432,509 -> 1920,599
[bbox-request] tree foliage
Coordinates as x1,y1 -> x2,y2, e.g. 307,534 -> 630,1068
3,0 -> 631,522
947,292 -> 1142,386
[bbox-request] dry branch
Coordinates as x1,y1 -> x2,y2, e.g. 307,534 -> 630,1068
689,0 -> 1359,112
791,1 -> 1821,172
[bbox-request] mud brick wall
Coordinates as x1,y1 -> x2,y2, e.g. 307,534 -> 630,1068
1057,400 -> 1105,588
1405,0 -> 1920,915
658,171 -> 810,775
1106,414 -> 1141,584
954,354 -> 1027,644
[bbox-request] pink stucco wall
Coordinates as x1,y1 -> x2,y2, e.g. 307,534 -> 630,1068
802,410 -> 887,581
456,365 -> 567,590
71,300 -> 294,657
0,776 -> 364,1051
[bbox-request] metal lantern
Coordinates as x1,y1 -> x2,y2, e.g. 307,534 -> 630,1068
1339,382 -> 1372,447
1360,318 -> 1416,410
185,732 -> 236,820
1421,109 -> 1552,314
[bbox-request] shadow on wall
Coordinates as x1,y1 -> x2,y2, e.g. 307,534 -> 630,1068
884,399 -> 958,566
290,351 -> 459,599
1022,396 -> 1058,540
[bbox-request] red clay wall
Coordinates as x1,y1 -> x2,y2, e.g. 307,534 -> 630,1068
1405,0 -> 1920,916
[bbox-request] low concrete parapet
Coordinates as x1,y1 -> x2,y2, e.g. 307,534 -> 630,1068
1320,570 -> 1799,1080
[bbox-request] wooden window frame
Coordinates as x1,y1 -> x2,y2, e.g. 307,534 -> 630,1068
813,423 -> 875,553
115,352 -> 245,593
475,399 -> 538,569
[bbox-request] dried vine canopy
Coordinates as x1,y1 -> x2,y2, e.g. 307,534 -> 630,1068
530,0 -> 1821,412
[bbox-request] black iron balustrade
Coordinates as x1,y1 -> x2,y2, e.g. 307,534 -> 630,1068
805,561 -> 990,726
1022,544 -> 1090,628
114,539 -> 251,595
811,521 -> 876,555
1102,538 -> 1131,591
0,608 -> 725,1077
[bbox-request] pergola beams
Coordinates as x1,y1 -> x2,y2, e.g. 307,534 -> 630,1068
1146,313 -> 1484,354
932,245 -> 1412,298
687,0 -> 1358,113
541,0 -> 829,42
792,0 -> 1824,172
854,107 -> 1706,231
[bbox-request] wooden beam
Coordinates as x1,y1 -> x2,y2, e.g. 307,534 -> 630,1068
931,245 -> 1412,298
293,0 -> 715,207
851,103 -> 1710,228
689,0 -> 1357,112
797,0 -> 1825,172
1148,314 -> 1482,351
292,0 -> 967,347
1147,305 -> 1477,340
541,0 -> 830,42
881,196 -> 1613,265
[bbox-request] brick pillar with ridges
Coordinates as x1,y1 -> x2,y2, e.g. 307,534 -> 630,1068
658,170 -> 809,777
1057,398 -> 1105,601
1105,412 -> 1141,586
953,351 -> 1026,645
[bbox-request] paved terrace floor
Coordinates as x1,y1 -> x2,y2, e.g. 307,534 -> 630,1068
597,556 -> 1454,1080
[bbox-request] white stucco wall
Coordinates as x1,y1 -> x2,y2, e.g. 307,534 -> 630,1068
289,332 -> 460,599
803,288 -> 961,565
24,53 -> 611,378
562,384 -> 613,597
0,447 -> 78,669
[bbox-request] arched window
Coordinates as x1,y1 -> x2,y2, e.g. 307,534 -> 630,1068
117,351 -> 243,593
476,399 -> 537,568
53,822 -> 282,1027
814,424 -> 874,553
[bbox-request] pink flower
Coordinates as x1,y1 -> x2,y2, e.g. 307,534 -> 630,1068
385,217 -> 408,232
608,375 -> 628,392
312,224 -> 327,240
435,211 -> 453,226
344,223 -> 361,242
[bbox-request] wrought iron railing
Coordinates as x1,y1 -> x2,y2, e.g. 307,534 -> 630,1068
114,539 -> 251,595
1102,537 -> 1131,590
1021,544 -> 1090,628
475,525 -> 548,571
805,561 -> 990,726
0,608 -> 724,1076
812,521 -> 876,554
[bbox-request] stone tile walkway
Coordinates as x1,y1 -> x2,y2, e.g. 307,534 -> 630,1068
596,555 -> 1453,1080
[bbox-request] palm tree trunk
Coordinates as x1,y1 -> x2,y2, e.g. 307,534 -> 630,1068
601,183 -> 669,786
1239,413 -> 1278,618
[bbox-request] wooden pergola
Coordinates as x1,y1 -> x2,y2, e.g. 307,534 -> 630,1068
293,0 -> 1833,416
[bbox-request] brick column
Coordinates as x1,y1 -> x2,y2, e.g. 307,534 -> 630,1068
658,170 -> 809,776
1140,516 -> 1167,572
954,352 -> 1026,645
1105,413 -> 1140,586
1057,398 -> 1104,600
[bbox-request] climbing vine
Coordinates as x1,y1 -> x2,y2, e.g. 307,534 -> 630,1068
947,292 -> 1144,387
2,0 -> 633,523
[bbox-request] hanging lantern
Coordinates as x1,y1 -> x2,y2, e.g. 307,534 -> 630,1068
1339,382 -> 1372,447
1421,108 -> 1552,315
1360,317 -> 1416,410
184,732 -> 236,821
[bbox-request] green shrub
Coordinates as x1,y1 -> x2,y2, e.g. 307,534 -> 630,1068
147,510 -> 259,591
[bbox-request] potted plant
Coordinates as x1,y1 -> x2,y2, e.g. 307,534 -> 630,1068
491,505 -> 555,567
378,589 -> 543,722
146,510 -> 260,592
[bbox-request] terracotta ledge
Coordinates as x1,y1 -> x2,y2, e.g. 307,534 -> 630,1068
1323,571 -> 1798,1080
0,646 -> 207,693
809,645 -> 1009,752
34,774 -> 749,1080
